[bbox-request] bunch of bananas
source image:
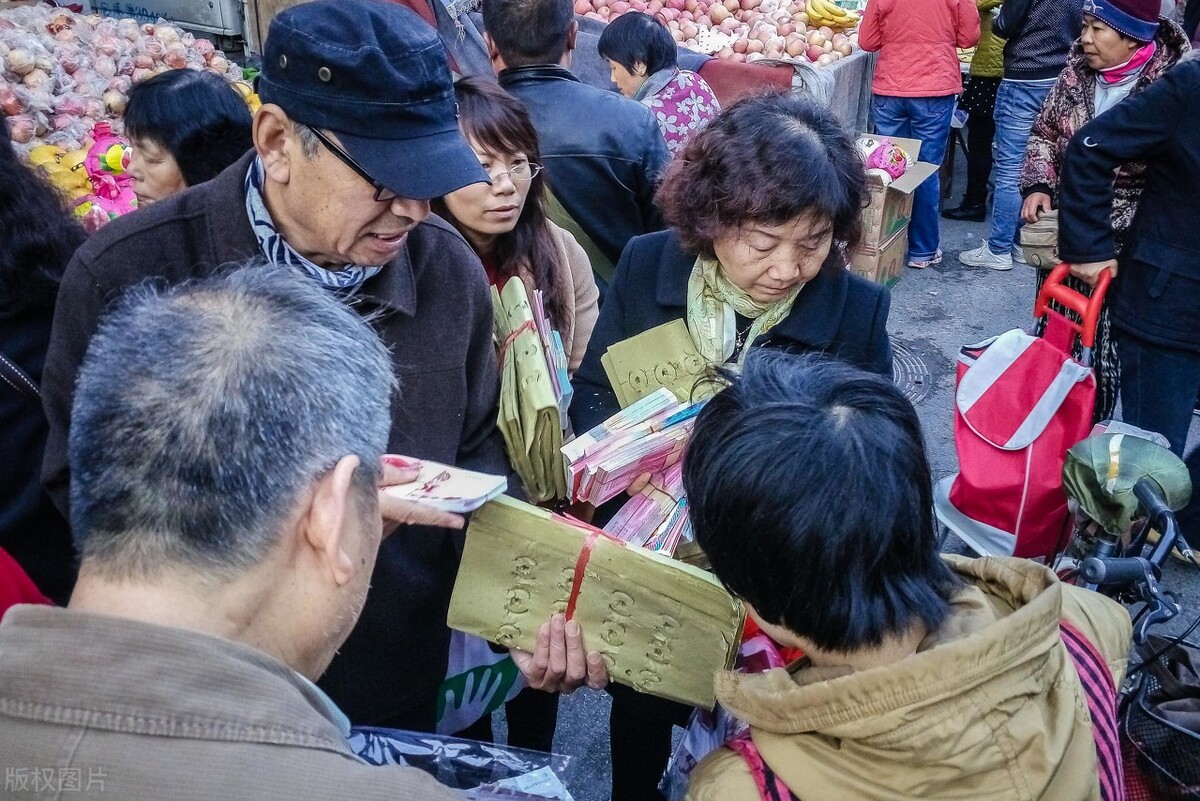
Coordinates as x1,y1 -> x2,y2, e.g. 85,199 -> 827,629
805,0 -> 860,28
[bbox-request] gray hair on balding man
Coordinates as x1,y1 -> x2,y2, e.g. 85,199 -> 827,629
68,264 -> 396,580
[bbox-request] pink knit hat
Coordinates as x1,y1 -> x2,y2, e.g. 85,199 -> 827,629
1083,0 -> 1161,42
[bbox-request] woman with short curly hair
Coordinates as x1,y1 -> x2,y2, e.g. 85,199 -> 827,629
567,91 -> 894,801
570,90 -> 892,434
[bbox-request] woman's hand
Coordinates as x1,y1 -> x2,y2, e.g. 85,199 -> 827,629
1069,259 -> 1119,287
511,613 -> 609,694
377,455 -> 465,536
1021,192 -> 1053,224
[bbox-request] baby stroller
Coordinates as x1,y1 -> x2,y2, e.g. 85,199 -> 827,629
934,265 -> 1113,562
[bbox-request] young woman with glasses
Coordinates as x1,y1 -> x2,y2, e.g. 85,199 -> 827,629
433,76 -> 599,374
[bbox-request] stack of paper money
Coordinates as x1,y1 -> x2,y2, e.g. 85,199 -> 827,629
604,462 -> 693,555
494,278 -> 572,502
561,389 -> 704,506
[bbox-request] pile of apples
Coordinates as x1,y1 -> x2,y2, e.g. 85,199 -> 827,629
0,5 -> 245,153
574,0 -> 860,67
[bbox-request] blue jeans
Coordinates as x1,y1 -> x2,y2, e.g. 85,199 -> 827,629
1116,333 -> 1200,540
989,78 -> 1056,254
871,94 -> 956,261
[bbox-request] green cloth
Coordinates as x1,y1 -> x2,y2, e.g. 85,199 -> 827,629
685,255 -> 799,366
1062,433 -> 1193,535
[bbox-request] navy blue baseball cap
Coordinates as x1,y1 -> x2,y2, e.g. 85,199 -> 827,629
257,0 -> 488,200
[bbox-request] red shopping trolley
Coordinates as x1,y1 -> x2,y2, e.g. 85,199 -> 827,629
934,264 -> 1114,562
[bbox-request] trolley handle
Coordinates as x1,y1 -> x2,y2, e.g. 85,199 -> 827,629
1033,264 -> 1114,350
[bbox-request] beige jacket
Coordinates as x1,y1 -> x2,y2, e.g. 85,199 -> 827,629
0,606 -> 458,801
520,221 -> 599,375
687,556 -> 1132,801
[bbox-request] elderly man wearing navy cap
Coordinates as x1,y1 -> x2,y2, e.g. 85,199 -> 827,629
40,0 -> 604,737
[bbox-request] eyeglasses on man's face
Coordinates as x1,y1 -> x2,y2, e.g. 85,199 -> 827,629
309,127 -> 399,203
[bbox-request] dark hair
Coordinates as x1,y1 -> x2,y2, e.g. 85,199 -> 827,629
123,70 -> 253,187
597,12 -> 678,76
431,77 -> 571,333
0,120 -> 86,314
657,90 -> 867,265
682,351 -> 960,652
483,0 -> 575,68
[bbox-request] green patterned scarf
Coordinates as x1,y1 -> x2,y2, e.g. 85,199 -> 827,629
685,255 -> 800,364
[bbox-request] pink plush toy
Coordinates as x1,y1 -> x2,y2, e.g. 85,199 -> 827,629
864,137 -> 910,185
74,121 -> 136,230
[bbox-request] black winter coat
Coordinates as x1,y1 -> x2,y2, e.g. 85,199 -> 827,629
498,65 -> 669,279
570,230 -> 894,433
0,303 -> 74,604
1058,55 -> 1200,352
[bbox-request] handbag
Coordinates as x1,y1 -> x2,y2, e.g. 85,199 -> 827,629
1020,208 -> 1060,270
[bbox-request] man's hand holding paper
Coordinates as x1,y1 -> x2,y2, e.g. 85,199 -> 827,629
510,613 -> 609,694
377,455 -> 467,535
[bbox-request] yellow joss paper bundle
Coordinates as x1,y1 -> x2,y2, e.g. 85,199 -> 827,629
493,278 -> 568,502
447,496 -> 745,709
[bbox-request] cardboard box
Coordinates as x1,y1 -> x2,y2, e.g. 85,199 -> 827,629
859,134 -> 940,250
849,225 -> 907,286
448,496 -> 745,709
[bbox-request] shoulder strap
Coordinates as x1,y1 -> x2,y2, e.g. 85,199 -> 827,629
541,188 -> 615,286
727,732 -> 801,801
1059,619 -> 1126,801
0,350 -> 40,407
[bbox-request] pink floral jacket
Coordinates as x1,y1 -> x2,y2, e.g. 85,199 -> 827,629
636,69 -> 721,157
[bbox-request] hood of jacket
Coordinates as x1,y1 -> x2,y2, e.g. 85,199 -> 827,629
700,556 -> 1131,801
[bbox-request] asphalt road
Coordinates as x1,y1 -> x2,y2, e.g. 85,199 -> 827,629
499,161 -> 1200,801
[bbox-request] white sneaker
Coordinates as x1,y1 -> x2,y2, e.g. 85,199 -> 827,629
959,241 -> 1014,271
1012,245 -> 1028,265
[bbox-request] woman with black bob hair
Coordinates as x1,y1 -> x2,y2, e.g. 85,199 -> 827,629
571,90 -> 892,434
569,90 -> 892,801
123,69 -> 253,205
597,11 -> 719,155
681,350 -> 1131,801
0,118 -> 86,605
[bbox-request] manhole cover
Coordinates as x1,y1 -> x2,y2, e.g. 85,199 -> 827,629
893,340 -> 931,405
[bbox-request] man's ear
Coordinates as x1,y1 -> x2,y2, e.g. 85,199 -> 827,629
566,21 -> 578,55
253,103 -> 294,186
485,33 -> 505,73
303,455 -> 361,586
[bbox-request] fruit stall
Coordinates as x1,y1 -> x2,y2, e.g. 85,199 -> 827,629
0,2 -> 256,228
244,0 -> 878,131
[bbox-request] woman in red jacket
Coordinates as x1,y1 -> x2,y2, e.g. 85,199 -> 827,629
859,0 -> 980,268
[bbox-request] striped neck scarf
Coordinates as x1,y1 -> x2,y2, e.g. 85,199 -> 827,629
244,157 -> 384,292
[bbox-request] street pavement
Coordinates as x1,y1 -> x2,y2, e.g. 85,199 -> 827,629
497,168 -> 1200,801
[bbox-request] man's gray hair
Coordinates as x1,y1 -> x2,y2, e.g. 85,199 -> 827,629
293,121 -> 320,159
69,265 -> 396,580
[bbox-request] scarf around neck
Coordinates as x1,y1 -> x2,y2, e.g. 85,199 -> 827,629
1098,40 -> 1156,84
686,255 -> 800,365
244,157 -> 384,292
